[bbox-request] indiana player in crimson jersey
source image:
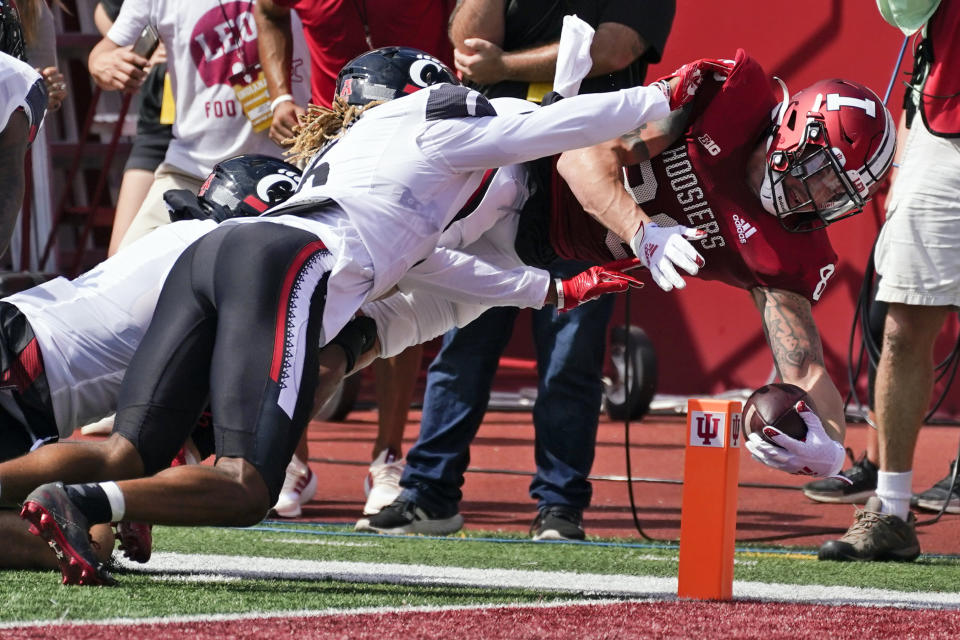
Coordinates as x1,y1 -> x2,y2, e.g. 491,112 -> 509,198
556,49 -> 896,478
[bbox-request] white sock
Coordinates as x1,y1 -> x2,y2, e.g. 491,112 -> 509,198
100,481 -> 126,522
876,470 -> 913,521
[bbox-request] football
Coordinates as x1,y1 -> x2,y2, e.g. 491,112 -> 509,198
742,383 -> 809,447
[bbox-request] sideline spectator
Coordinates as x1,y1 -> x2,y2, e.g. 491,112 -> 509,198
357,0 -> 674,541
91,0 -> 172,257
87,0 -> 310,250
820,0 -> 960,561
254,0 -> 455,518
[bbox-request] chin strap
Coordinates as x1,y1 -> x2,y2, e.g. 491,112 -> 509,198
758,77 -> 793,217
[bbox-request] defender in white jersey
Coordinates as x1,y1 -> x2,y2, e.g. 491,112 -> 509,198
0,49 -> 46,256
7,48 -> 714,585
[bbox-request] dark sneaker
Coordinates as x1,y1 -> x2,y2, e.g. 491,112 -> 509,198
20,482 -> 116,585
913,460 -> 960,514
354,499 -> 463,535
818,497 -> 920,562
802,450 -> 877,503
115,521 -> 153,563
530,505 -> 585,541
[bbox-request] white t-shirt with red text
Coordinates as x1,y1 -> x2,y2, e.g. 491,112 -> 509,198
108,0 -> 310,177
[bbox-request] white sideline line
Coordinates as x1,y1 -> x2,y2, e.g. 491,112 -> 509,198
3,551 -> 959,630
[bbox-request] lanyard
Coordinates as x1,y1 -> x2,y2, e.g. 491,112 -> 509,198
216,0 -> 255,68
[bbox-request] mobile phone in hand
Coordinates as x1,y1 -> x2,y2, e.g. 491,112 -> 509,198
132,24 -> 160,64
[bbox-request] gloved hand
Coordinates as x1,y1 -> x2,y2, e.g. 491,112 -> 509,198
556,258 -> 644,312
630,221 -> 706,291
744,400 -> 846,478
653,57 -> 735,110
164,189 -> 233,223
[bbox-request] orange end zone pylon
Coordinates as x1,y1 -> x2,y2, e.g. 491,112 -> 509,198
677,398 -> 742,600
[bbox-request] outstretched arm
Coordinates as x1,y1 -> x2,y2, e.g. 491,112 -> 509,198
424,83 -> 671,173
557,106 -> 690,242
751,286 -> 846,443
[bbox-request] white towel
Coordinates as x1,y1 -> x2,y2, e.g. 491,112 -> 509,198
553,14 -> 595,98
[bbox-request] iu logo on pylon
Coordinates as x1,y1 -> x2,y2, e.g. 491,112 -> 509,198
730,412 -> 741,447
689,410 -> 726,447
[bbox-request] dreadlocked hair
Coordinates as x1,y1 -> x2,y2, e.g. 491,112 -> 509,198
284,96 -> 384,164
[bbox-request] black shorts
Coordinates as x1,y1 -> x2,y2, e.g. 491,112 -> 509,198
0,302 -> 58,462
113,223 -> 333,501
124,64 -> 173,174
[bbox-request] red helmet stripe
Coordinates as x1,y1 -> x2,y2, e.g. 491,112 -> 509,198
243,194 -> 269,212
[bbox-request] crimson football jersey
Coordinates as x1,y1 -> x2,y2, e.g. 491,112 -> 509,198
551,49 -> 839,303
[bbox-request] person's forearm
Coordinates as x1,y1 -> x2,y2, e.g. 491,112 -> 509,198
499,43 -> 559,83
558,144 -> 644,242
450,0 -> 505,48
254,0 -> 294,99
93,3 -> 114,36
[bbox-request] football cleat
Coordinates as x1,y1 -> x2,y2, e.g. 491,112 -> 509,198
21,483 -> 115,585
114,521 -> 153,563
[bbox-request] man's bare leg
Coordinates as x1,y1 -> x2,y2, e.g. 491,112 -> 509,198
875,303 -> 951,473
373,344 -> 422,458
115,458 -> 271,526
0,434 -> 144,505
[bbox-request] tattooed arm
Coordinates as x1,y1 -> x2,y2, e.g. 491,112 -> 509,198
751,286 -> 846,443
556,105 -> 691,242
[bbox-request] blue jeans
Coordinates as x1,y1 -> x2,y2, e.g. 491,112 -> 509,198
399,260 -> 614,517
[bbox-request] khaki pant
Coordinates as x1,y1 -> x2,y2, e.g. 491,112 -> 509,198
117,163 -> 205,250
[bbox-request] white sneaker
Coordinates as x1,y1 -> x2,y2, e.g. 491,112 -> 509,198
272,455 -> 318,518
363,448 -> 404,515
80,415 -> 115,436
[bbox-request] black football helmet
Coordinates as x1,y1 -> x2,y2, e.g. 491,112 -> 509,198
165,154 -> 301,223
336,46 -> 458,107
0,0 -> 25,61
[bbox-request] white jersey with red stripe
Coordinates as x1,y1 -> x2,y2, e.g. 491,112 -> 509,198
0,50 -> 45,140
245,83 -> 669,343
4,219 -> 217,436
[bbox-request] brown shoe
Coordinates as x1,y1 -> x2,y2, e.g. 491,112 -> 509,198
818,497 -> 920,562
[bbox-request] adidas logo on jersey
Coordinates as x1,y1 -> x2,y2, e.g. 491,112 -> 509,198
732,214 -> 757,244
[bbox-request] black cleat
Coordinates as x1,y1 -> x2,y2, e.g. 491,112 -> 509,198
21,482 -> 116,585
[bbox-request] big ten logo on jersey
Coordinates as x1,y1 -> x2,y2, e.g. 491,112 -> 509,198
689,410 -> 727,447
697,133 -> 720,156
190,1 -> 259,89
